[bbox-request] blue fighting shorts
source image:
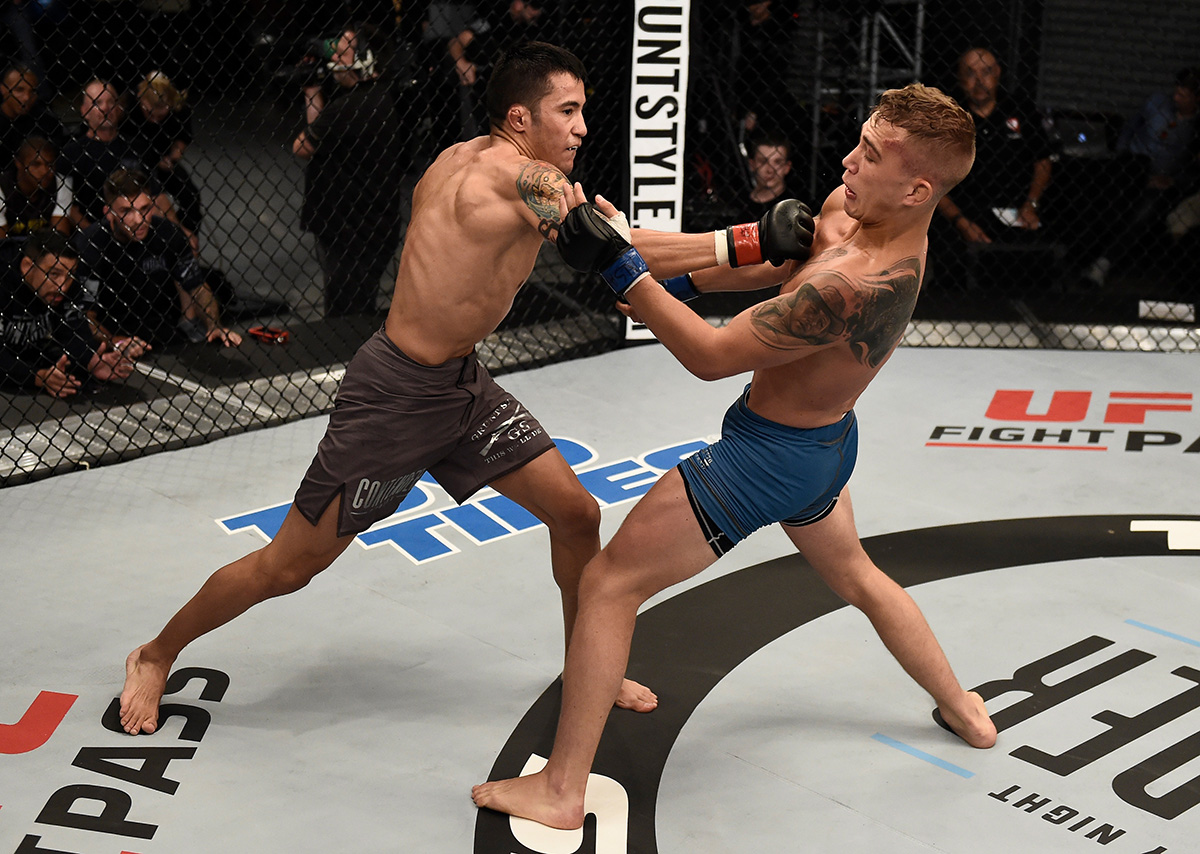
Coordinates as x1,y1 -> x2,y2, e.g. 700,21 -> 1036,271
678,386 -> 858,557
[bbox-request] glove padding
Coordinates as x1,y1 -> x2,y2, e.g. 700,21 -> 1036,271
727,199 -> 815,267
557,203 -> 650,295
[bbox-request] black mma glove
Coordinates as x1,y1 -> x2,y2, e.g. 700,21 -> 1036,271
723,199 -> 815,267
557,203 -> 651,296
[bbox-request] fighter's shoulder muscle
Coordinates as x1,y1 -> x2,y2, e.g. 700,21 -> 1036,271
459,154 -> 570,237
513,159 -> 571,237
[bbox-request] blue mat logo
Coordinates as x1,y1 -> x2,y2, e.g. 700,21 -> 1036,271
217,437 -> 708,564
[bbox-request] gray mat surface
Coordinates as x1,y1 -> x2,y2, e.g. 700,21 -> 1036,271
2,344 -> 1198,853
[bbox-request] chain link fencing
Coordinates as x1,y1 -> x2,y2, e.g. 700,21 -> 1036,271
1,0 -> 1197,486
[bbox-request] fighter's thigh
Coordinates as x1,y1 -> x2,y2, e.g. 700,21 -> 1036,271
588,469 -> 719,601
781,487 -> 877,598
261,494 -> 357,582
489,447 -> 599,529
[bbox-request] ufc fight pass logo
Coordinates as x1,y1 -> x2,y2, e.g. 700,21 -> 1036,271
928,389 -> 1197,452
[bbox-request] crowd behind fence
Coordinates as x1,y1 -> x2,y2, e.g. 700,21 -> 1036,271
1,0 -> 1198,486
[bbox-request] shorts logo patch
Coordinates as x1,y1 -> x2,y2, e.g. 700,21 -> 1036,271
475,402 -> 543,463
350,470 -> 426,514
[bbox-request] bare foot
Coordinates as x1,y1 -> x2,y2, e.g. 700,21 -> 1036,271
615,677 -> 657,712
119,645 -> 171,735
472,771 -> 584,830
936,691 -> 997,749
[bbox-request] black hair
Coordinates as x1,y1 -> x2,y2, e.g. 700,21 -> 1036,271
747,131 -> 792,159
103,167 -> 152,204
1,62 -> 35,86
1176,66 -> 1200,95
23,229 -> 77,262
15,135 -> 56,162
485,41 -> 587,129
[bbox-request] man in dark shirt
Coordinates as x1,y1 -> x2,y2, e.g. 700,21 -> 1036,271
124,71 -> 202,235
0,135 -> 81,238
0,63 -> 65,167
449,1 -> 547,139
294,24 -> 405,316
74,168 -> 240,347
1,229 -> 138,396
937,47 -> 1054,243
732,132 -> 803,224
59,79 -> 139,227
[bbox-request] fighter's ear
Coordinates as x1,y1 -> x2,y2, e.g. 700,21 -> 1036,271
507,103 -> 532,133
907,178 -> 934,207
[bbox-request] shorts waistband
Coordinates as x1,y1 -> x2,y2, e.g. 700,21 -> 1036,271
371,327 -> 478,378
734,385 -> 855,442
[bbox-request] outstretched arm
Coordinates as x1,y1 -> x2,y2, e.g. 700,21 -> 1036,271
628,227 -> 724,278
623,269 -> 843,381
623,262 -> 919,380
557,187 -> 919,381
686,256 -> 799,294
627,196 -> 814,280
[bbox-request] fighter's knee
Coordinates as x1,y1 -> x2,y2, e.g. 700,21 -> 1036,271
255,548 -> 331,598
545,490 -> 601,542
835,568 -> 898,613
833,577 -> 870,610
579,551 -> 654,608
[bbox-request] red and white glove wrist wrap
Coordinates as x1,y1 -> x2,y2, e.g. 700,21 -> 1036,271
717,223 -> 764,267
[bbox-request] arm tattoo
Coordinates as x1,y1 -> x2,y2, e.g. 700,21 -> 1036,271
750,256 -> 922,368
517,161 -> 568,238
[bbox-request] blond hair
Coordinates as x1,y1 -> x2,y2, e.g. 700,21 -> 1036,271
871,83 -> 975,196
136,70 -> 187,112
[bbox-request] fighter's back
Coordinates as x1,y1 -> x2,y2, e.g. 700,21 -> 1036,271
384,136 -> 554,365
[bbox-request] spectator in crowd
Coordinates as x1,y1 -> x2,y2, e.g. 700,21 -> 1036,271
124,70 -> 202,235
0,229 -> 141,397
61,78 -> 197,249
75,168 -> 240,347
936,48 -> 1053,244
733,132 -> 801,224
1075,67 -> 1200,287
59,78 -> 136,227
449,1 -> 548,140
1118,66 -> 1200,200
0,62 -> 64,166
0,135 -> 83,238
406,1 -> 474,160
732,2 -> 806,152
294,23 -> 405,317
0,1 -> 51,101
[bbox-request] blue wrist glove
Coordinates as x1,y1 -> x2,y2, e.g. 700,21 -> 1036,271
557,203 -> 651,296
660,273 -> 700,301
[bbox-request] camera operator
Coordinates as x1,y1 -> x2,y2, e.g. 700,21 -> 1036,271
293,24 -> 405,317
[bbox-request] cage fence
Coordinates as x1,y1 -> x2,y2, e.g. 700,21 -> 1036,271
1,0 -> 1197,486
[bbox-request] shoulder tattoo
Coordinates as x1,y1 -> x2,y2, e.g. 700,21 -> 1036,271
517,161 -> 568,238
750,256 -> 922,368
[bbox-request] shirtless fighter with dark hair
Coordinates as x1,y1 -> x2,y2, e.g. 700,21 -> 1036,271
118,42 -> 815,737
